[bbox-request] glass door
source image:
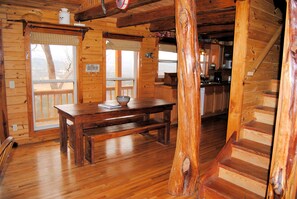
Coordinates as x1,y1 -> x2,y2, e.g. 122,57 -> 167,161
30,44 -> 77,130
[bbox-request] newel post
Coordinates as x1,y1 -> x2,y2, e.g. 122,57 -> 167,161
168,0 -> 201,196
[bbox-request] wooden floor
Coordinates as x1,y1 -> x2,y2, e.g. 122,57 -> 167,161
0,116 -> 227,199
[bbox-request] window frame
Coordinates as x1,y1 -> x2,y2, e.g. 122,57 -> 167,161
25,27 -> 82,137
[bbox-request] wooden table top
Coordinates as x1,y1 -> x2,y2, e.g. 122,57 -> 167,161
54,98 -> 175,117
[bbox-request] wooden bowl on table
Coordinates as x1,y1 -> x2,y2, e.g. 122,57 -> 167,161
116,96 -> 130,106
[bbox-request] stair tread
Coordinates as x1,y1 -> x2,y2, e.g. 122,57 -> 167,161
255,106 -> 276,114
205,177 -> 263,199
263,90 -> 278,97
243,120 -> 274,135
220,158 -> 268,183
233,139 -> 271,157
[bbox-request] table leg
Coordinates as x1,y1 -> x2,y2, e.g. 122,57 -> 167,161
163,110 -> 171,144
74,122 -> 84,166
59,115 -> 68,153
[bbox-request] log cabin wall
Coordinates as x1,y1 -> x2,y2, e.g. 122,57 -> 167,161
242,0 -> 282,123
0,4 -> 157,145
227,0 -> 282,139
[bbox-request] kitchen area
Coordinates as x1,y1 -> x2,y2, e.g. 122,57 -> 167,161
155,41 -> 233,124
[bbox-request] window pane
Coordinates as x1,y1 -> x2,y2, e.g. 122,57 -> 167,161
158,62 -> 177,77
121,51 -> 135,78
31,44 -> 74,80
31,44 -> 77,130
106,49 -> 116,78
159,51 -> 177,61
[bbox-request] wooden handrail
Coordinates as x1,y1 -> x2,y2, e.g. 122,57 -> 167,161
246,25 -> 283,78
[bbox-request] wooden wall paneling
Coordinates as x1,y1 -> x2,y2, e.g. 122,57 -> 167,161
226,0 -> 250,140
138,37 -> 158,98
0,4 -> 154,144
268,0 -> 297,197
241,0 -> 281,125
0,20 -> 9,142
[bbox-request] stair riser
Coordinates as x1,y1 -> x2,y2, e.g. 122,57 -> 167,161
269,80 -> 279,92
218,168 -> 266,197
232,148 -> 270,169
242,129 -> 272,146
263,96 -> 278,108
254,111 -> 275,125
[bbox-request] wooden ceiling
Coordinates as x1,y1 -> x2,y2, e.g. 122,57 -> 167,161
0,0 -> 236,40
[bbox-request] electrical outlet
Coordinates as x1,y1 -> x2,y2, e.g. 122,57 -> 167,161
12,124 -> 18,131
9,80 -> 15,89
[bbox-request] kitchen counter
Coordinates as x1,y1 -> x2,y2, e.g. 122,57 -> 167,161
154,82 -> 230,121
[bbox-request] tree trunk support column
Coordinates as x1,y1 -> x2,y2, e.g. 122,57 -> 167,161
168,0 -> 201,196
267,0 -> 297,198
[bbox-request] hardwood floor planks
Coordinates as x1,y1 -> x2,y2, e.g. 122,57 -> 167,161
0,117 -> 227,199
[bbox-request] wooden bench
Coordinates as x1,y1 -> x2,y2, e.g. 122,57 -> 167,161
83,119 -> 167,163
67,114 -> 146,150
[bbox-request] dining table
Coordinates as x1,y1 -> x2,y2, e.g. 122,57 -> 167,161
54,98 -> 175,166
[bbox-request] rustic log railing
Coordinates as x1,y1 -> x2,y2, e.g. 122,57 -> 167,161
267,0 -> 297,198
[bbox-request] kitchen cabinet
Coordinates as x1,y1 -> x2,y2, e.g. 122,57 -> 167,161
154,83 -> 230,122
201,84 -> 230,118
154,84 -> 177,124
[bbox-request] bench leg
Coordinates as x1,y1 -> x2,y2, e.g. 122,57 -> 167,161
158,127 -> 168,144
85,137 -> 92,163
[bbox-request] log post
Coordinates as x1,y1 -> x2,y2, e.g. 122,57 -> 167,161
267,0 -> 297,198
168,0 -> 201,196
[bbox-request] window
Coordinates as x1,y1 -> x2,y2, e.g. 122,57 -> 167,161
158,44 -> 177,78
200,49 -> 209,75
30,32 -> 78,131
105,39 -> 140,100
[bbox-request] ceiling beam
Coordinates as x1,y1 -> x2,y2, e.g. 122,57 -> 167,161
198,24 -> 234,34
207,31 -> 234,39
75,0 -> 161,22
149,9 -> 235,32
117,5 -> 174,28
117,3 -> 236,28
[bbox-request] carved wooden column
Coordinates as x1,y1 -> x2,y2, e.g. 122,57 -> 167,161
267,0 -> 297,198
168,0 -> 201,196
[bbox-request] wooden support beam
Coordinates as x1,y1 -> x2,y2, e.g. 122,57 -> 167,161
267,0 -> 297,198
226,0 -> 250,141
198,24 -> 234,34
168,0 -> 201,196
75,0 -> 161,22
117,0 -> 235,30
149,8 -> 235,32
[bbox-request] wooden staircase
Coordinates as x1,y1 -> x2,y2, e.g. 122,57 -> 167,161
198,81 -> 279,198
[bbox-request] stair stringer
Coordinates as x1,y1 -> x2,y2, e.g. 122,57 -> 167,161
198,132 -> 237,198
